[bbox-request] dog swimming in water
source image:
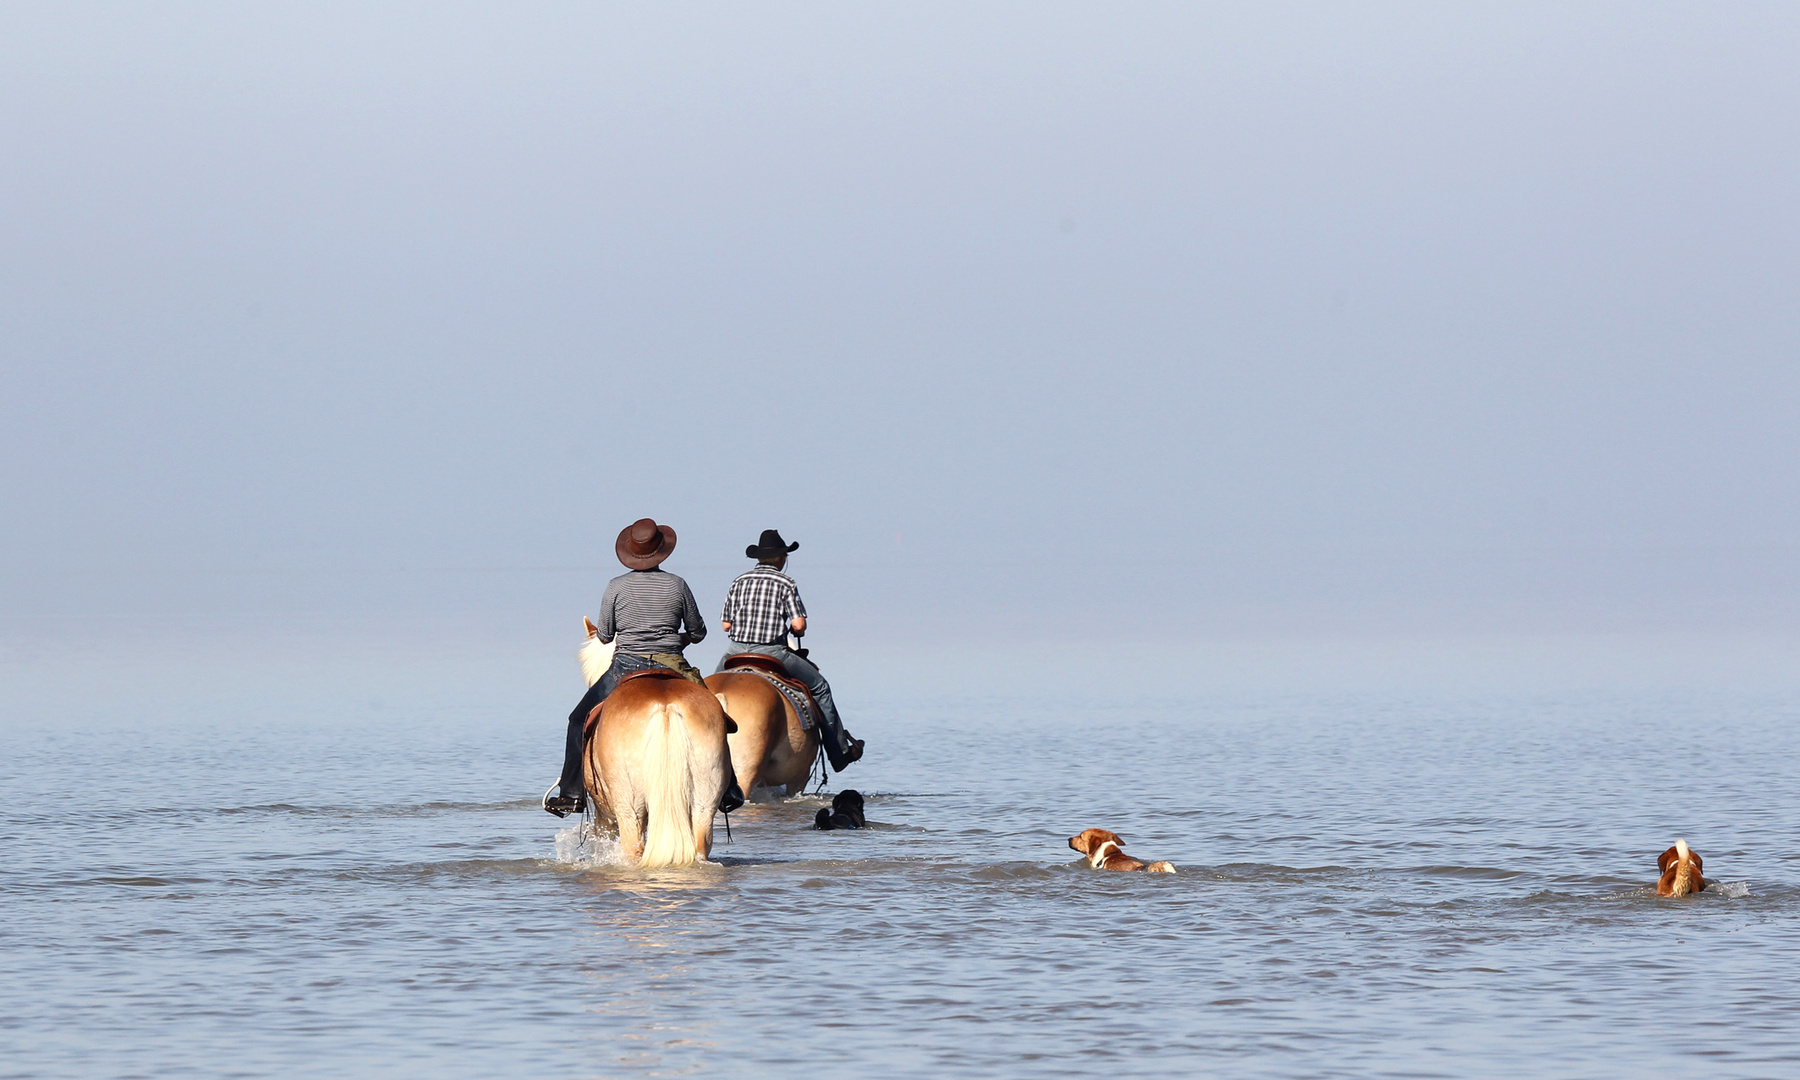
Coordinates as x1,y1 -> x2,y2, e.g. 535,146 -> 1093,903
814,789 -> 866,831
1068,828 -> 1175,873
1656,838 -> 1706,897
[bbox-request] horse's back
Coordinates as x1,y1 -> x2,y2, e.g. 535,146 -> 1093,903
607,673 -> 720,715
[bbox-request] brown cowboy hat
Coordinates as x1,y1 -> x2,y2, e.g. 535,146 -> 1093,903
616,518 -> 677,570
746,529 -> 799,559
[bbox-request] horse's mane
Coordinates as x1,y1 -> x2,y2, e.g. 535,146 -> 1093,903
578,626 -> 615,688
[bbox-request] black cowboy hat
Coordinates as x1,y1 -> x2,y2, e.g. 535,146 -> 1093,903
745,529 -> 799,560
616,518 -> 677,570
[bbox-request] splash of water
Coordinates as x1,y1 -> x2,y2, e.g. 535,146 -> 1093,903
551,821 -> 629,868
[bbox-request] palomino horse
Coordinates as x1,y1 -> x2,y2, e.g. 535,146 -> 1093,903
705,660 -> 819,798
577,623 -> 731,868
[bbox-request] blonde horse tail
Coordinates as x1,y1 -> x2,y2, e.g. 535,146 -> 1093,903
637,701 -> 699,868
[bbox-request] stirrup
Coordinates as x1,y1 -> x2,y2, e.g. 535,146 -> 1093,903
543,780 -> 585,818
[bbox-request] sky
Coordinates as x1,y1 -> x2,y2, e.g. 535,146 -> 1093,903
2,2 -> 1797,647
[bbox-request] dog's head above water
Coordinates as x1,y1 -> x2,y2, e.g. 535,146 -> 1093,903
813,789 -> 866,831
1069,828 -> 1125,859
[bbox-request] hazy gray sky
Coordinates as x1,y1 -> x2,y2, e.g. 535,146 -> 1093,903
3,3 -> 1796,640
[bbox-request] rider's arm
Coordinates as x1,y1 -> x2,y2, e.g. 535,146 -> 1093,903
679,581 -> 707,645
788,584 -> 808,636
596,579 -> 618,644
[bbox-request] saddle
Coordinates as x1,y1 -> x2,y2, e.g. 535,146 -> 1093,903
583,669 -> 737,739
720,653 -> 818,731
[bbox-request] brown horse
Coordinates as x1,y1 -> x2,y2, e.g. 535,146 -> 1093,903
576,623 -> 730,867
705,668 -> 818,798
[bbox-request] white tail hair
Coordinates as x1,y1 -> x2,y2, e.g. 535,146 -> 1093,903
637,701 -> 700,868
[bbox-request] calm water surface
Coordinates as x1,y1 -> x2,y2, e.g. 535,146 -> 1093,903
3,634 -> 1796,1078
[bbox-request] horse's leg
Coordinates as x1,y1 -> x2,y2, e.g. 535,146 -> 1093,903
584,729 -> 625,838
583,744 -> 610,834
718,681 -> 772,799
761,700 -> 814,795
691,745 -> 724,862
692,802 -> 714,861
597,746 -> 645,861
601,769 -> 644,860
615,793 -> 646,863
789,701 -> 820,794
735,735 -> 767,800
591,784 -> 619,836
752,695 -> 793,796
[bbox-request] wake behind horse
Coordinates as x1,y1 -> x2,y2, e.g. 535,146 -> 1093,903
578,628 -> 731,868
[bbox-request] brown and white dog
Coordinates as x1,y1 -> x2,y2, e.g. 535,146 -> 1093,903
1068,828 -> 1175,874
1656,838 -> 1706,897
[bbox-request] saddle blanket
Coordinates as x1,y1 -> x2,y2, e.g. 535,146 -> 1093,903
733,667 -> 815,731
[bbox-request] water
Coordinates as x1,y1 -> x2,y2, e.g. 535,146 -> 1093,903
3,628 -> 1797,1078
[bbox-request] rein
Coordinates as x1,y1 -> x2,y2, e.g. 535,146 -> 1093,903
808,739 -> 830,795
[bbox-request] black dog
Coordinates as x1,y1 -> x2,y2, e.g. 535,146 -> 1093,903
813,789 -> 866,831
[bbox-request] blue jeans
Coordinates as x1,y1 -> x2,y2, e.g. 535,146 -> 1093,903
714,640 -> 846,739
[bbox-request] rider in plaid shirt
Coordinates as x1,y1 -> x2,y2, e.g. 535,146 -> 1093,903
716,529 -> 864,771
720,563 -> 806,645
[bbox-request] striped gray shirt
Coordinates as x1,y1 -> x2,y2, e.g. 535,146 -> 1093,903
596,569 -> 707,656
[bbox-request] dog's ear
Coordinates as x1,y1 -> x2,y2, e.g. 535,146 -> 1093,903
1072,828 -> 1120,854
1657,847 -> 1677,872
1689,848 -> 1703,873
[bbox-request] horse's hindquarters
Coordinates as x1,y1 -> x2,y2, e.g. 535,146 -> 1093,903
587,678 -> 730,868
706,672 -> 817,797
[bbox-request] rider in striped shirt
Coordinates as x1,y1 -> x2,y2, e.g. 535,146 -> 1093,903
546,518 -> 743,817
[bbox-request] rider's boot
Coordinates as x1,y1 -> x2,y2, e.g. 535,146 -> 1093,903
820,716 -> 864,772
544,791 -> 584,818
544,713 -> 589,818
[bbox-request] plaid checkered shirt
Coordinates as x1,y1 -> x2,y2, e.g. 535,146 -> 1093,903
720,564 -> 807,645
